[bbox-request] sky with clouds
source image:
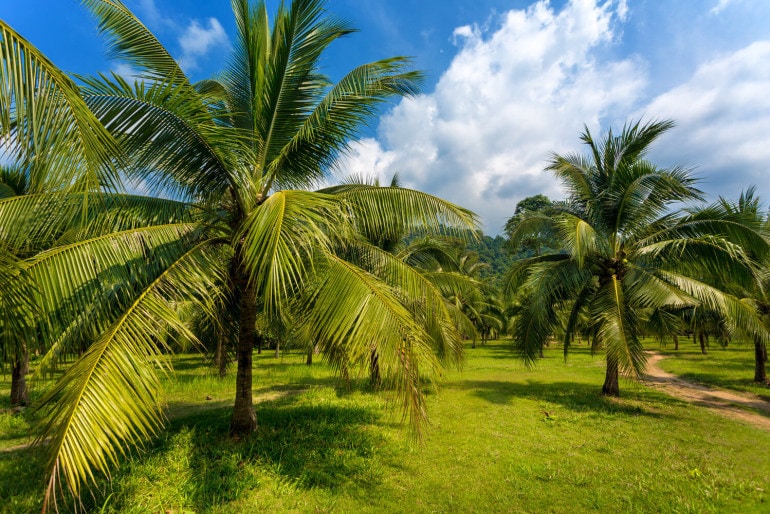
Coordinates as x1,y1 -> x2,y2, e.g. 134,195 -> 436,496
4,0 -> 770,233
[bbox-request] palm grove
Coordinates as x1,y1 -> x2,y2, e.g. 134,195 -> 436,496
0,0 -> 768,510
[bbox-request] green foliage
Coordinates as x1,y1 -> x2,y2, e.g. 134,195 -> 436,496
504,194 -> 560,257
465,234 -> 517,285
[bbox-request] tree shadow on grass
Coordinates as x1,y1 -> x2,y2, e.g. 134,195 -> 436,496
0,446 -> 46,513
449,379 -> 672,419
98,392 -> 390,513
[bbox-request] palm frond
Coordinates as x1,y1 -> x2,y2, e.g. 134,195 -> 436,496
332,185 -> 479,241
336,239 -> 471,366
0,20 -> 121,193
270,58 -> 423,189
80,0 -> 188,83
80,74 -> 243,205
298,251 -> 441,435
592,275 -> 646,378
26,223 -> 203,341
238,190 -> 343,321
37,241 -> 226,511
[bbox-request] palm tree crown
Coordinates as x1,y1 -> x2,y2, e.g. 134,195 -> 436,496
506,119 -> 769,395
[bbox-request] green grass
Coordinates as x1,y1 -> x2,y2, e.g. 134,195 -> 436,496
655,342 -> 770,401
2,341 -> 770,513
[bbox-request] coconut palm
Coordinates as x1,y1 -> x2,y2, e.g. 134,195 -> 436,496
320,175 -> 479,386
709,187 -> 770,383
2,0 -> 478,508
505,119 -> 770,396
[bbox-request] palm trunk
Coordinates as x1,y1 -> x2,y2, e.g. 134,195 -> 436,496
274,340 -> 280,359
602,358 -> 620,396
754,338 -> 767,384
370,348 -> 381,388
699,332 -> 707,355
673,334 -> 679,351
10,345 -> 29,407
215,333 -> 227,378
230,266 -> 258,436
306,347 -> 313,365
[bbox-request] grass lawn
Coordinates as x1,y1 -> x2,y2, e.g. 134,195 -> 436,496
655,341 -> 770,402
2,340 -> 770,513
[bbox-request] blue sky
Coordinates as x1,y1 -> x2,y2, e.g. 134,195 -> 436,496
5,0 -> 770,233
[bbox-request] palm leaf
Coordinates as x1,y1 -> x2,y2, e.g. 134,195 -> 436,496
36,241 -> 226,510
237,190 -> 343,321
0,20 -> 120,193
298,251 -> 441,434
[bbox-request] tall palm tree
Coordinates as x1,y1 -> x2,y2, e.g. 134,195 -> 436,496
2,0 -> 478,508
505,119 -> 769,395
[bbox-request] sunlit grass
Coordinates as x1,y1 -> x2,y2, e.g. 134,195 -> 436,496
2,340 -> 770,513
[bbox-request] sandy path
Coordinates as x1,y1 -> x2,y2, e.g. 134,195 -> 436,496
644,352 -> 770,431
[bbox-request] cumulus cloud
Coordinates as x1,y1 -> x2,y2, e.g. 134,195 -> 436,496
177,18 -> 229,73
335,0 -> 642,232
642,41 -> 770,199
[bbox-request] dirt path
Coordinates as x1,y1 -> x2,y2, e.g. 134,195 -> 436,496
644,352 -> 770,431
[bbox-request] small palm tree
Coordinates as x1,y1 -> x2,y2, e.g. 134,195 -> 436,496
506,119 -> 769,395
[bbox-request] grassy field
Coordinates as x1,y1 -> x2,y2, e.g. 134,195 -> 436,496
2,340 -> 770,513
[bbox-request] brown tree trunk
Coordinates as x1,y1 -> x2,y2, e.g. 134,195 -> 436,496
274,340 -> 280,359
754,338 -> 767,384
673,334 -> 679,351
10,345 -> 29,407
306,347 -> 313,365
215,334 -> 227,379
230,266 -> 258,437
602,358 -> 620,396
699,332 -> 707,355
370,348 -> 381,388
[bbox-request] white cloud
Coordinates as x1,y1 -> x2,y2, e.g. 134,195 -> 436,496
177,18 -> 229,73
335,0 -> 641,233
642,41 -> 770,198
134,0 -> 176,29
111,63 -> 141,81
710,0 -> 736,15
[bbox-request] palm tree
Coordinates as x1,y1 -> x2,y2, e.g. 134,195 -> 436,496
320,175 -> 478,387
2,0 -> 478,508
711,188 -> 770,383
505,119 -> 769,396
